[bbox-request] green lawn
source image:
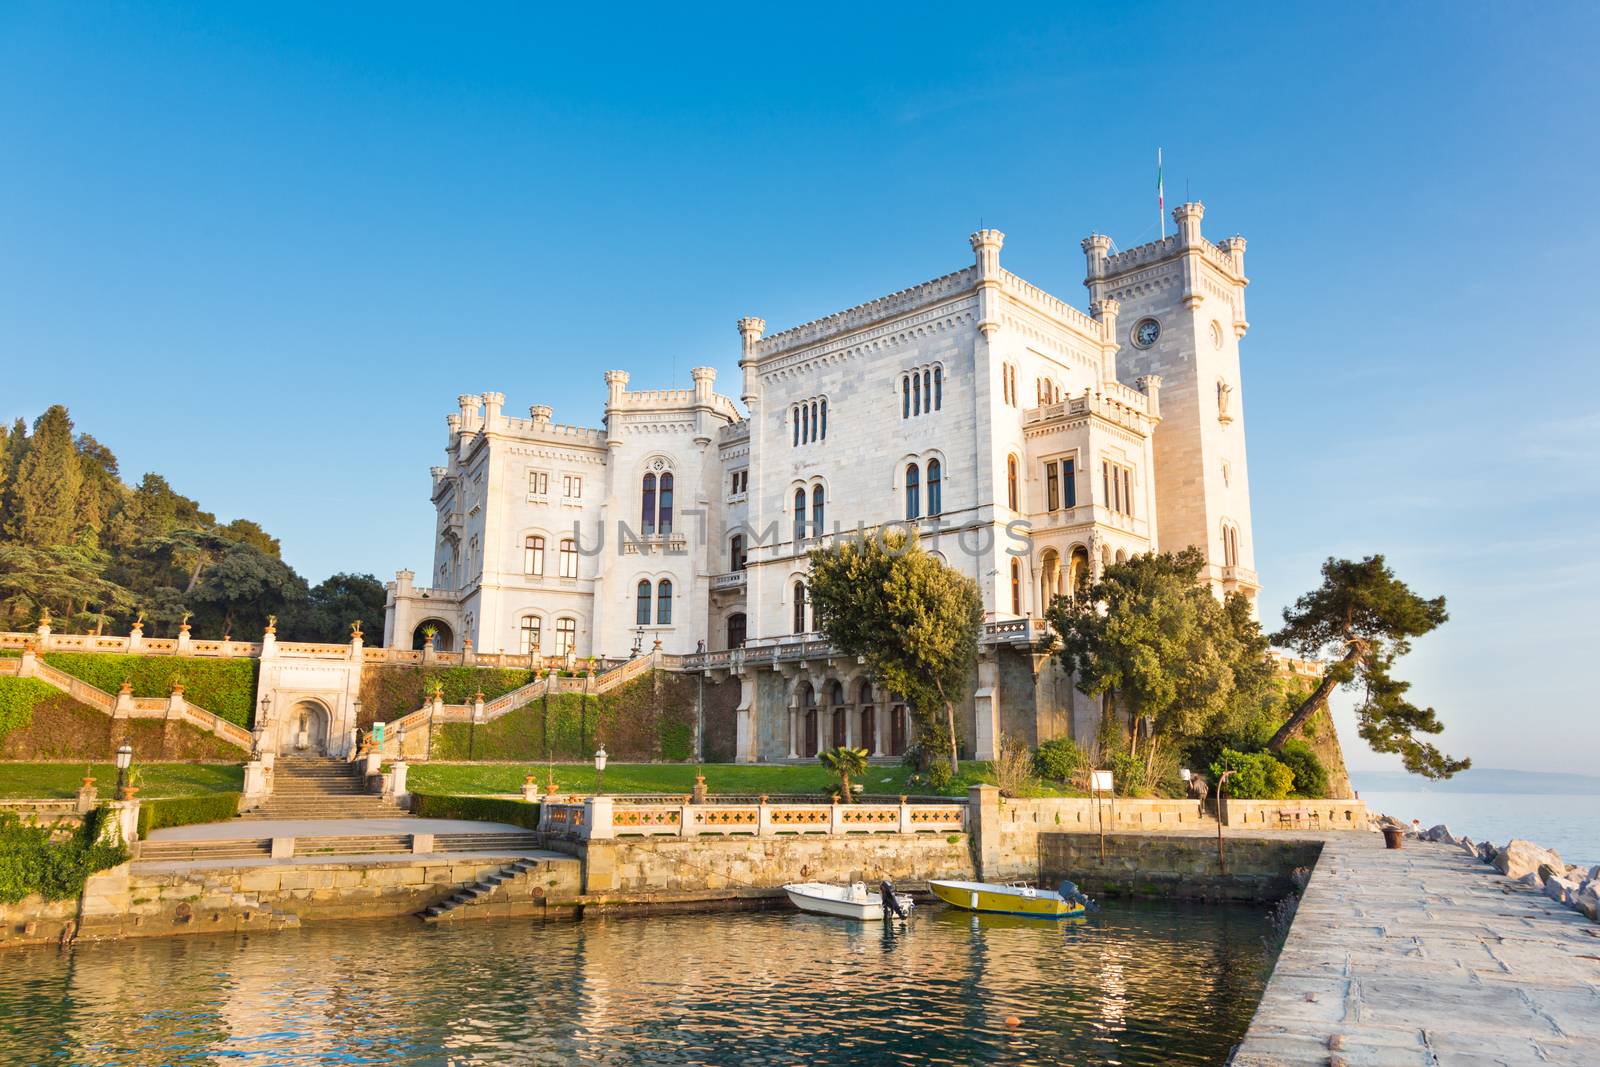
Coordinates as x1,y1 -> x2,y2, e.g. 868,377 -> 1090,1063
405,760 -> 1085,798
0,762 -> 244,800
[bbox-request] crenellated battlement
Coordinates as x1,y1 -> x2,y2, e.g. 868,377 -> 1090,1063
753,266 -> 978,358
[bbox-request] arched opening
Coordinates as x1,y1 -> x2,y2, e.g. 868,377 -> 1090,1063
792,581 -> 807,635
412,619 -> 454,652
1069,546 -> 1090,595
802,684 -> 819,756
726,613 -> 747,650
794,488 -> 807,543
285,700 -> 330,756
656,579 -> 673,625
890,703 -> 908,756
812,485 -> 825,539
905,463 -> 920,520
1040,549 -> 1061,612
927,458 -> 942,515
1007,455 -> 1019,511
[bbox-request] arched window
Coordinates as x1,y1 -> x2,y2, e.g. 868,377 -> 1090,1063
524,535 -> 545,576
793,581 -> 807,634
927,459 -> 942,516
809,401 -> 818,442
730,533 -> 746,571
902,378 -> 910,419
819,399 -> 827,440
934,366 -> 942,410
657,579 -> 673,625
658,473 -> 674,535
912,372 -> 921,416
635,580 -> 652,626
519,616 -> 541,655
641,473 -> 657,535
812,485 -> 825,538
554,617 -> 577,657
794,488 -> 807,543
905,463 -> 920,520
923,369 -> 932,411
1007,455 -> 1019,511
793,408 -> 800,447
1011,558 -> 1022,615
726,612 -> 747,649
829,680 -> 845,706
558,538 -> 578,578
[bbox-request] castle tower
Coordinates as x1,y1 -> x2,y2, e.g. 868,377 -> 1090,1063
1083,203 -> 1258,605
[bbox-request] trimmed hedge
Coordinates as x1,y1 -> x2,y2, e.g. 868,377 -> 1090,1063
136,792 -> 243,837
358,665 -> 542,725
41,653 -> 258,728
0,677 -> 57,744
430,670 -> 698,762
0,809 -> 129,903
410,792 -> 540,830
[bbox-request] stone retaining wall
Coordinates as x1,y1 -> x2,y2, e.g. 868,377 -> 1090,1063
583,832 -> 974,895
989,796 -> 1212,881
0,853 -> 582,949
1220,798 -> 1367,830
1040,832 -> 1322,903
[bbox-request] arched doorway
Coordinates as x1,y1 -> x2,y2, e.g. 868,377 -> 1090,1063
285,700 -> 330,755
890,703 -> 908,756
726,613 -> 746,650
412,619 -> 455,652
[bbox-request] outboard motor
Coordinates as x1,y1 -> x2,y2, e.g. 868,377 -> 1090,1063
879,880 -> 908,919
1057,879 -> 1098,912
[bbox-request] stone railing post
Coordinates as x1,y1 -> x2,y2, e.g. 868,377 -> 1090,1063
17,644 -> 37,679
242,760 -> 269,807
757,796 -> 773,836
388,760 -> 409,807
462,636 -> 476,667
968,784 -> 1001,881
472,692 -> 485,723
679,802 -> 693,838
99,799 -> 140,847
128,622 -> 144,653
830,799 -> 844,835
166,684 -> 187,721
522,775 -> 541,803
175,626 -> 192,655
898,795 -> 913,835
76,777 -> 99,815
585,795 -> 615,840
113,680 -> 134,719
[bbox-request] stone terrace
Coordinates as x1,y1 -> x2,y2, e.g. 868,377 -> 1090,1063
1233,836 -> 1600,1066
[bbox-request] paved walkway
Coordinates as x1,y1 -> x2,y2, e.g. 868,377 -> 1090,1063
146,816 -> 532,841
1233,835 -> 1600,1066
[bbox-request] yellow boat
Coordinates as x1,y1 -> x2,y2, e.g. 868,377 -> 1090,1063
928,879 -> 1089,918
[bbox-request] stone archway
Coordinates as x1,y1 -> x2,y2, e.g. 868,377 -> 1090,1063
284,700 -> 332,756
412,619 -> 454,652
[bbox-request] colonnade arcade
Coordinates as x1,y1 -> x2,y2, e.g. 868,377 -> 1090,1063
786,675 -> 911,760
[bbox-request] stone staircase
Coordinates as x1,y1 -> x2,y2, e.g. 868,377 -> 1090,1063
240,756 -> 405,820
420,856 -> 549,923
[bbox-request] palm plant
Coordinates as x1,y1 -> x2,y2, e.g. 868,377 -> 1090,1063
820,746 -> 870,800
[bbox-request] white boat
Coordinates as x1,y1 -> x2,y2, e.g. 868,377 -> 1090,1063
782,881 -> 915,921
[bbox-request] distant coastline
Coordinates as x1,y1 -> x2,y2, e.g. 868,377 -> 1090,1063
1353,767 -> 1600,796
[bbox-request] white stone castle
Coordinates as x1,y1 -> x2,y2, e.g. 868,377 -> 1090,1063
383,202 -> 1257,763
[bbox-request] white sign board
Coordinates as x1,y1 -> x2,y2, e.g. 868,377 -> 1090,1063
1089,769 -> 1114,793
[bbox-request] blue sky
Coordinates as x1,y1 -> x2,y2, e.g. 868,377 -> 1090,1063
3,3 -> 1596,775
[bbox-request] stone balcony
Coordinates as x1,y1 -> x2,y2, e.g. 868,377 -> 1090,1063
709,571 -> 747,593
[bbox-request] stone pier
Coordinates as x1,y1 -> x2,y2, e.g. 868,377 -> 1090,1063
1233,835 -> 1600,1065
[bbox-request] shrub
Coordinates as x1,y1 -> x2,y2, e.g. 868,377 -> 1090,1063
1276,740 -> 1329,799
41,653 -> 258,727
1033,736 -> 1087,783
0,810 -> 128,903
1108,751 -> 1146,796
925,761 -> 954,792
1209,748 -> 1295,800
992,733 -> 1038,797
410,793 -> 541,830
0,677 -> 56,744
136,792 -> 242,837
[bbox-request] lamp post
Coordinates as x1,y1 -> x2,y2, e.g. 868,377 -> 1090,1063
1215,769 -> 1236,876
631,626 -> 644,657
593,745 -> 608,796
114,738 -> 134,800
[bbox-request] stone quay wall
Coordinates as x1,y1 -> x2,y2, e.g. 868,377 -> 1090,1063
1039,832 -> 1322,903
0,854 -> 582,949
581,832 -> 974,896
1220,798 -> 1367,831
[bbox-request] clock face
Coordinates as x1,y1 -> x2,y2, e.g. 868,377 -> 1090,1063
1134,319 -> 1160,348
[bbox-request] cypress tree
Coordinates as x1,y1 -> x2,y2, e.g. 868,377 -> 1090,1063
7,405 -> 83,547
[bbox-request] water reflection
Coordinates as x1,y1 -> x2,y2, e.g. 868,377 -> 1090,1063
1,900 -> 1274,1065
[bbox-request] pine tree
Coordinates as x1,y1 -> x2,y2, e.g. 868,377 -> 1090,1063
7,406 -> 82,547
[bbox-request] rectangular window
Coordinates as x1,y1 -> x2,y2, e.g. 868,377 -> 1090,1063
519,618 -> 541,655
563,474 -> 582,499
1102,462 -> 1110,509
558,539 -> 578,578
524,535 -> 545,576
1062,459 -> 1077,508
555,618 -> 576,657
1046,463 -> 1059,511
528,470 -> 549,497
1121,468 -> 1133,517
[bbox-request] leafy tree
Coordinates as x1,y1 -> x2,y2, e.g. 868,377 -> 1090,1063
807,531 -> 982,774
73,433 -> 123,539
287,572 -> 387,642
1209,747 -> 1295,800
6,406 -> 82,547
819,746 -> 869,799
1270,555 -> 1467,779
1047,548 -> 1273,763
189,542 -> 308,637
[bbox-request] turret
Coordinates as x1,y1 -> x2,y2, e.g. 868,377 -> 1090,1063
1173,201 -> 1205,247
604,370 -> 629,408
529,404 -> 553,425
1135,374 -> 1163,419
1081,233 -> 1113,304
969,228 -> 1004,279
1090,297 -> 1121,383
481,391 -> 504,430
456,394 -> 480,432
691,365 -> 715,402
736,318 -> 764,404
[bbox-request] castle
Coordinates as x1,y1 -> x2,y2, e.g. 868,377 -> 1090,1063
383,202 -> 1257,763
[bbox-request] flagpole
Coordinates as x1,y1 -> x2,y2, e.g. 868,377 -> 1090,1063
1158,147 -> 1165,240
